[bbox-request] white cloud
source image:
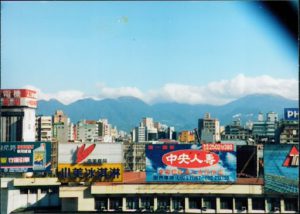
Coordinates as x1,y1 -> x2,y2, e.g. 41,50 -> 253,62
95,83 -> 144,100
23,85 -> 85,105
144,74 -> 298,105
24,74 -> 298,105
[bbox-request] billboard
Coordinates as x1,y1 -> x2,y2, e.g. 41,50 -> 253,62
0,89 -> 37,99
237,145 -> 258,178
57,163 -> 123,183
146,143 -> 236,183
1,98 -> 37,108
0,89 -> 37,108
284,108 -> 299,121
58,143 -> 123,164
264,144 -> 299,193
0,142 -> 51,173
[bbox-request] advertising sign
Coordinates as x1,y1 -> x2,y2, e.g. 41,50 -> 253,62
146,143 -> 236,183
58,143 -> 123,164
1,98 -> 37,108
0,142 -> 51,173
0,89 -> 37,99
57,163 -> 123,183
264,144 -> 299,193
237,145 -> 258,178
284,108 -> 299,121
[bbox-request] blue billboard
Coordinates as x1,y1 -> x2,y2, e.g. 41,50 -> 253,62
0,142 -> 51,173
264,144 -> 299,194
284,108 -> 299,121
146,144 -> 236,183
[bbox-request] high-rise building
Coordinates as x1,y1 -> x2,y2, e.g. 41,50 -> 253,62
52,110 -> 72,143
276,115 -> 299,144
136,126 -> 146,142
147,127 -> 158,141
142,117 -> 154,129
0,89 -> 37,142
53,110 -> 68,124
98,119 -> 111,137
36,115 -> 52,141
198,113 -> 220,143
76,120 -> 99,142
222,119 -> 252,141
252,112 -> 279,143
132,118 -> 176,143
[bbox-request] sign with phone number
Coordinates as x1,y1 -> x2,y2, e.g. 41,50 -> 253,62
57,163 -> 123,183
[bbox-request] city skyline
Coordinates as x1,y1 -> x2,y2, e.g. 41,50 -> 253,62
2,1 -> 298,105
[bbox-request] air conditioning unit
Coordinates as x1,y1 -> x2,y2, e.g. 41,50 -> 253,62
273,207 -> 279,212
241,206 -> 246,211
202,206 -> 207,211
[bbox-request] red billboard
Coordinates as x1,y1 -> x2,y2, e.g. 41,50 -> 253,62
0,89 -> 37,99
0,89 -> 37,108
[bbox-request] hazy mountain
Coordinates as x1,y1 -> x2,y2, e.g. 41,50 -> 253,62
37,94 -> 298,132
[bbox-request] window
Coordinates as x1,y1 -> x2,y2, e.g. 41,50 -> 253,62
189,197 -> 201,209
157,197 -> 170,211
266,198 -> 280,212
41,188 -> 48,194
95,197 -> 107,211
285,198 -> 298,211
110,197 -> 122,210
126,197 -> 138,210
235,197 -> 247,211
50,187 -> 59,194
20,188 -> 28,194
141,197 -> 153,210
173,197 -> 184,211
28,188 -> 37,194
252,198 -> 265,210
203,197 -> 216,209
220,197 -> 232,209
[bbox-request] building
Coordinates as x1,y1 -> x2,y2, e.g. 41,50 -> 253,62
179,130 -> 195,143
58,172 -> 298,213
132,118 -> 177,143
252,112 -> 279,143
1,172 -> 298,214
0,177 -> 60,214
0,89 -> 37,142
123,142 -> 146,171
277,120 -> 299,144
222,119 -> 252,141
132,125 -> 147,143
198,113 -> 221,143
36,115 -> 52,141
98,119 -> 111,138
53,122 -> 69,143
76,120 -> 99,142
147,127 -> 158,141
142,117 -> 154,129
52,110 -> 73,143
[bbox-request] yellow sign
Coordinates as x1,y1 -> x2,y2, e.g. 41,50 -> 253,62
57,163 -> 123,183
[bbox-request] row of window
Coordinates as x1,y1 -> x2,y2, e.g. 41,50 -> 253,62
20,187 -> 59,194
95,196 -> 298,212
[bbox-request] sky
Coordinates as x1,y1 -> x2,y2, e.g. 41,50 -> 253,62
1,1 -> 298,105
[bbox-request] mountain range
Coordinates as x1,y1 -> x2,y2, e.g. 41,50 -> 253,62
37,94 -> 298,132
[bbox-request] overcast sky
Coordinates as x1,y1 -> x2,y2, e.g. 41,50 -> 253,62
2,1 -> 298,105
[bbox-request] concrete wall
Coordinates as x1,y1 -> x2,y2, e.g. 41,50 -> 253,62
91,183 -> 263,195
1,178 -> 60,214
60,186 -> 95,211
